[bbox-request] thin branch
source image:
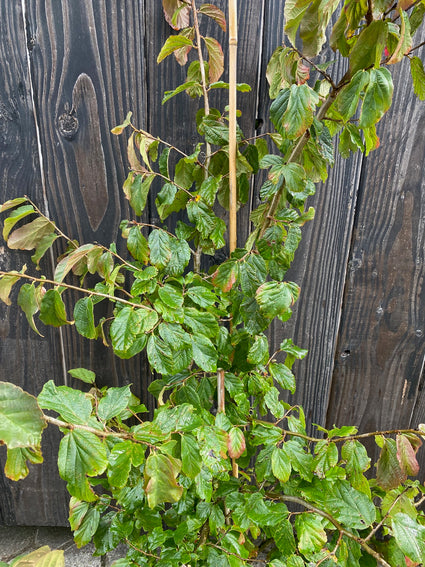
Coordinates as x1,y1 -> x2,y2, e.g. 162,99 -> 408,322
410,40 -> 425,53
364,488 -> 409,542
274,495 -> 391,567
0,271 -> 148,310
44,415 -> 154,447
293,47 -> 337,89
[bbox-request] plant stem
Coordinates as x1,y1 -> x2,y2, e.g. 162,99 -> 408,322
274,495 -> 391,567
228,0 -> 238,254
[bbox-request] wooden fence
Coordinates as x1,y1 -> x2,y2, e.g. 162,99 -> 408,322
0,1 -> 424,526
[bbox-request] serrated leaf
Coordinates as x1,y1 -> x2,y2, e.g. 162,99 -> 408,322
199,4 -> 226,31
74,297 -> 96,339
128,174 -> 155,216
39,289 -> 70,327
17,283 -> 42,335
227,427 -> 246,459
341,440 -> 370,475
0,382 -> 45,449
148,230 -> 171,269
191,334 -> 217,372
278,84 -> 319,139
145,452 -> 183,508
332,70 -> 369,122
269,363 -> 296,393
295,513 -> 326,555
98,385 -> 132,421
271,447 -> 291,482
58,430 -> 107,498
391,513 -> 425,563
203,36 -> 224,83
7,217 -> 55,250
5,446 -> 43,481
397,434 -> 420,476
181,433 -> 202,478
212,260 -> 239,292
410,56 -> 425,100
127,226 -> 149,263
184,307 -> 219,338
157,35 -> 193,63
256,281 -> 294,319
247,334 -> 269,365
147,334 -> 175,375
359,68 -> 394,128
377,437 -> 407,489
38,380 -> 92,425
110,307 -> 157,357
166,237 -> 191,276
349,20 -> 388,75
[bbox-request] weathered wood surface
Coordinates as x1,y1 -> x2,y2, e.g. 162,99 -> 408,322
0,0 -> 424,526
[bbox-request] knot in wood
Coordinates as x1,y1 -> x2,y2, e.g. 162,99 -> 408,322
57,108 -> 79,140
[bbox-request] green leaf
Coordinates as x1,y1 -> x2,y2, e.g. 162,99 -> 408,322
247,334 -> 269,365
31,233 -> 59,267
39,289 -> 70,327
7,217 -> 55,250
68,368 -> 96,384
212,260 -> 239,292
0,382 -> 45,449
17,283 -> 42,335
269,363 -> 296,393
285,439 -> 314,481
2,204 -> 35,240
127,226 -> 149,263
341,440 -> 370,475
58,430 -> 107,499
256,281 -> 294,319
162,81 -> 200,104
391,513 -> 425,563
128,174 -> 155,216
410,56 -> 425,101
273,84 -> 319,139
107,441 -> 133,488
295,513 -> 327,555
313,440 -> 339,477
147,334 -> 175,375
166,237 -> 191,276
5,446 -> 43,481
191,334 -> 217,372
359,68 -> 393,128
227,427 -> 246,459
144,452 -> 183,508
349,20 -> 388,75
332,70 -> 369,122
181,433 -> 202,478
110,307 -> 157,358
186,285 -> 216,309
148,230 -> 172,269
157,35 -> 193,63
271,447 -> 291,482
38,380 -> 92,425
98,385 -> 132,421
74,297 -> 96,339
184,307 -> 219,338
299,0 -> 341,57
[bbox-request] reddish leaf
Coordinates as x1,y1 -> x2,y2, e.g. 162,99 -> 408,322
227,427 -> 246,459
376,438 -> 406,490
212,260 -> 239,292
162,0 -> 191,30
203,37 -> 224,83
199,4 -> 227,31
7,217 -> 55,251
397,434 -> 420,477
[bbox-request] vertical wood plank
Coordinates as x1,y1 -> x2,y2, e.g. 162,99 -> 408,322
256,0 -> 365,427
326,52 -> 425,457
0,1 -> 69,525
25,1 -> 154,408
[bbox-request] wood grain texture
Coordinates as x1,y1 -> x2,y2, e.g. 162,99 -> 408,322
25,0 -> 153,407
326,50 -> 425,453
256,0 -> 366,428
0,1 -> 69,526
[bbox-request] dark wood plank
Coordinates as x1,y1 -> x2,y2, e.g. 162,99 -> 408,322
256,0 -> 365,428
0,1 -> 69,526
326,51 -> 425,459
25,0 -> 154,407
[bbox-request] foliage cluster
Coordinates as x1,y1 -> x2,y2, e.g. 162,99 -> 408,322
1,1 -> 425,565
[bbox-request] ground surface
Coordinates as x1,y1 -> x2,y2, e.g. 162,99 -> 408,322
0,526 -> 125,566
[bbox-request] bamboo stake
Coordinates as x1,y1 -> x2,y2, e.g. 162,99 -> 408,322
228,0 -> 238,253
217,368 -> 226,414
